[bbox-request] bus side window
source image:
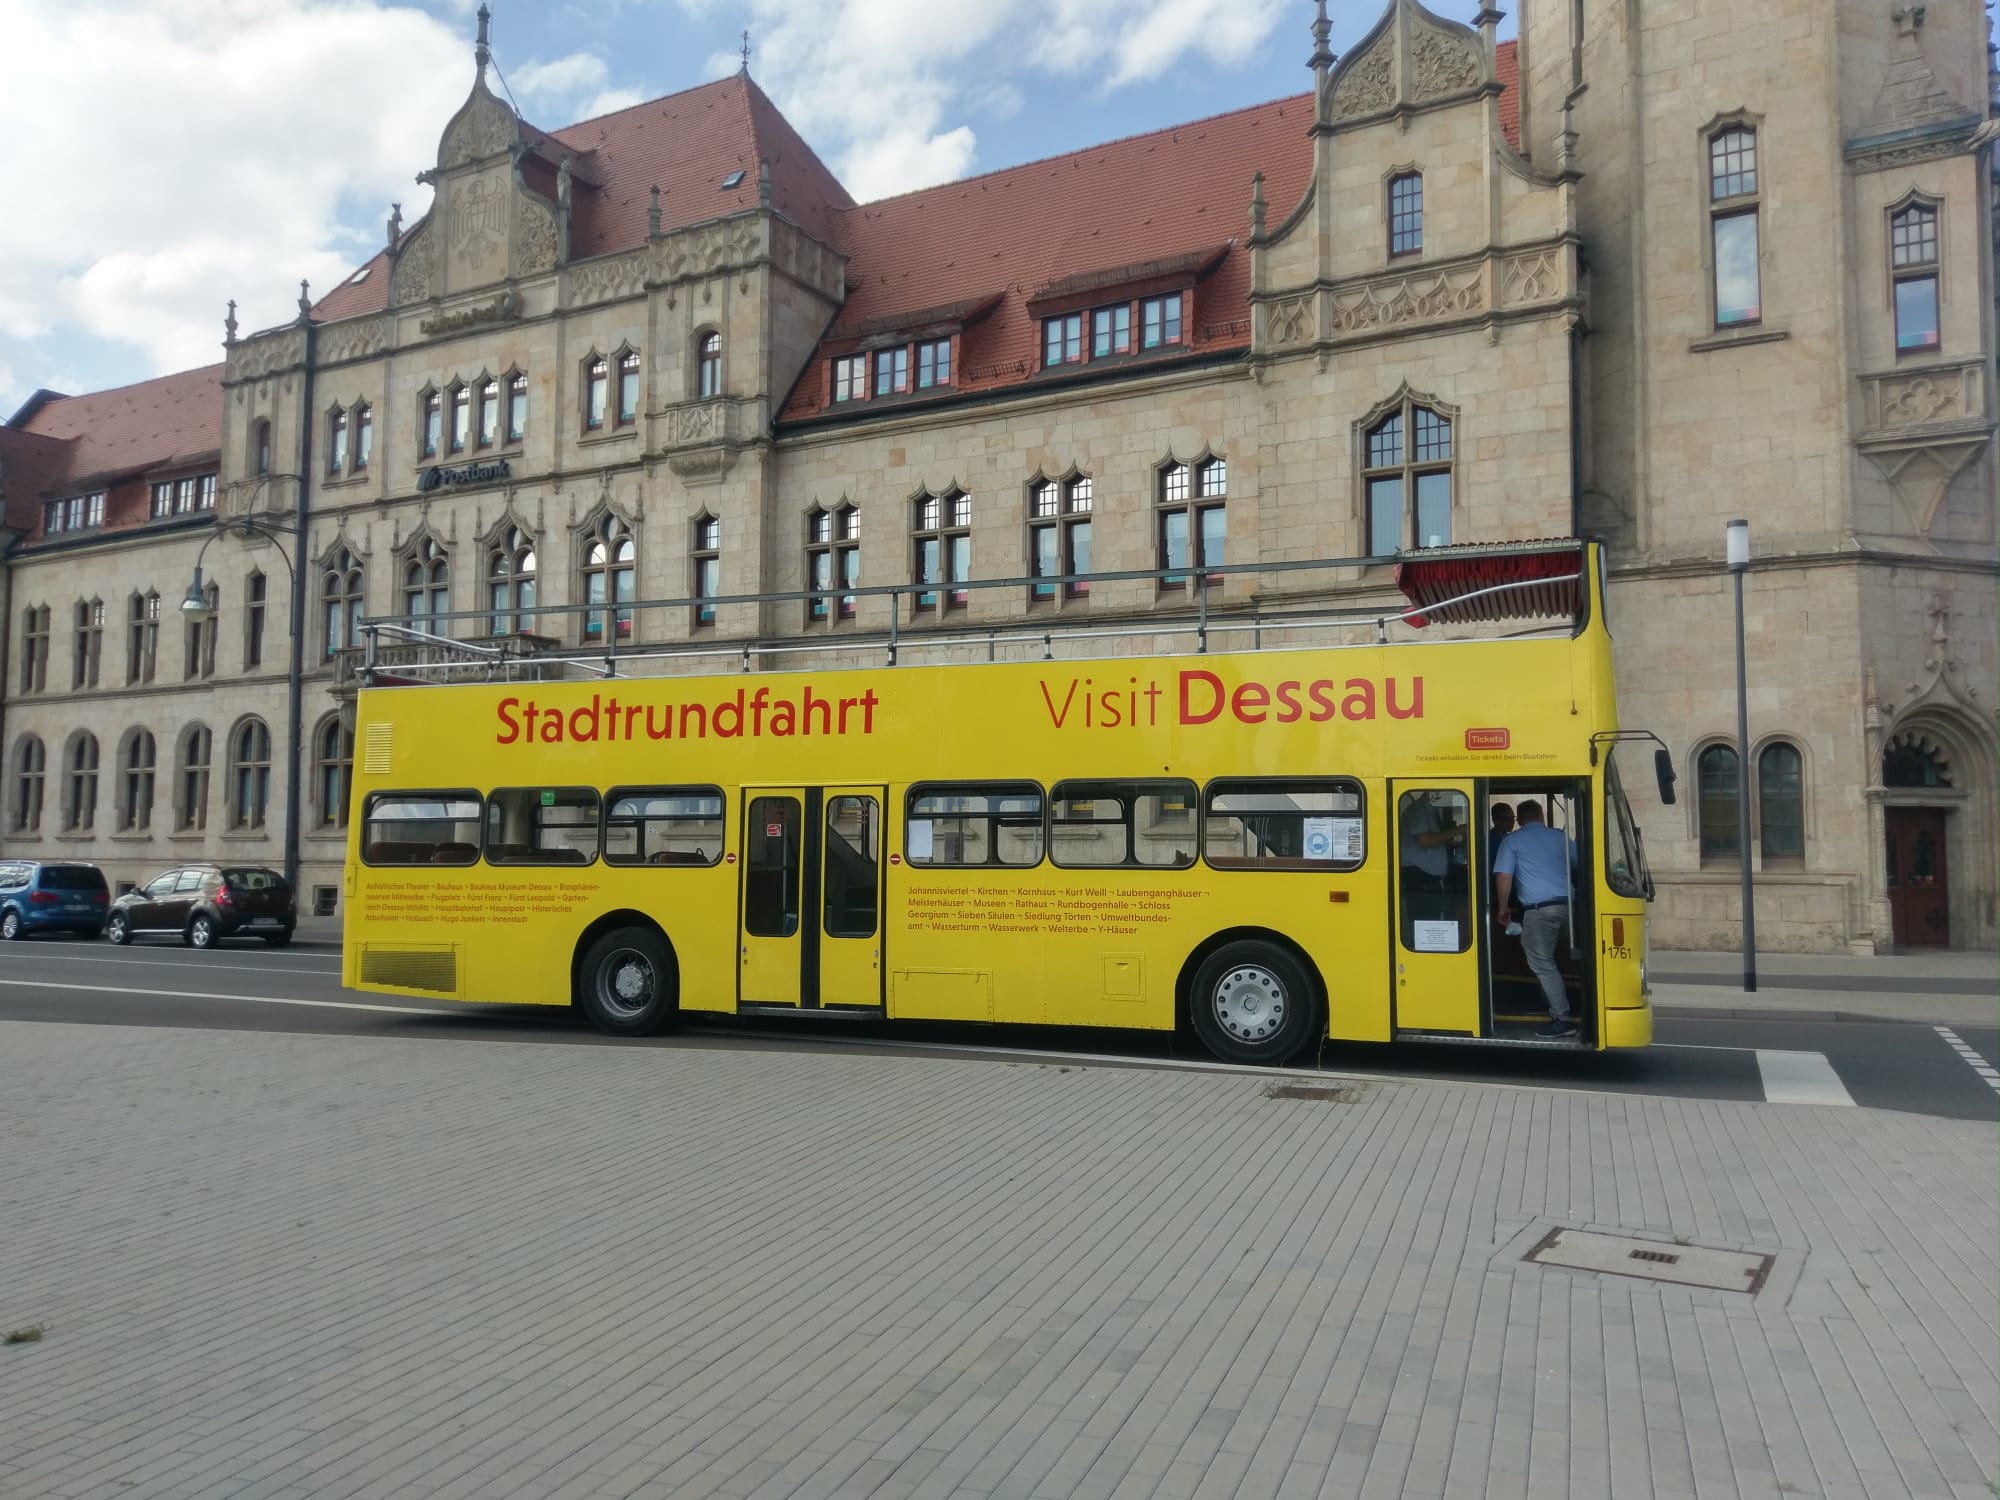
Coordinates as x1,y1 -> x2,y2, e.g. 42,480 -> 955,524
1049,779 -> 1198,869
906,782 -> 1044,867
483,787 -> 601,866
1202,779 -> 1366,870
361,791 -> 482,865
603,786 -> 725,867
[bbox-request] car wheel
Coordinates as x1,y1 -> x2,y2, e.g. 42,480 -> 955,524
105,913 -> 132,946
576,927 -> 678,1037
1188,940 -> 1322,1066
263,930 -> 293,947
187,915 -> 217,949
0,908 -> 20,941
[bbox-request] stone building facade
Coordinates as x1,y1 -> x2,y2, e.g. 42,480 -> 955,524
0,0 -> 1993,951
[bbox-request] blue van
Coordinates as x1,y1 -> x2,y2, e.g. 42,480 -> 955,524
0,860 -> 111,939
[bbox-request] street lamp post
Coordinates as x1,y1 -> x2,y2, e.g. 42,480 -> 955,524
1726,518 -> 1757,993
180,508 -> 302,893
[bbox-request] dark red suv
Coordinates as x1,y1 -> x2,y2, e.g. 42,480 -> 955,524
105,864 -> 296,948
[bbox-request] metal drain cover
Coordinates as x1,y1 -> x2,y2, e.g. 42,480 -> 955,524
1525,1228 -> 1775,1294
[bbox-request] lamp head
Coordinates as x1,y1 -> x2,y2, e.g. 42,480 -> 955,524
1725,518 -> 1750,572
179,576 -> 213,623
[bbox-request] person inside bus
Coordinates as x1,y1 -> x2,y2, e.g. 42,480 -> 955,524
1488,799 -> 1523,933
1398,792 -> 1463,894
1492,799 -> 1579,1038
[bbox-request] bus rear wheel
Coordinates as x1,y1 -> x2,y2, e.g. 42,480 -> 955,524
1189,941 -> 1320,1065
577,927 -> 678,1037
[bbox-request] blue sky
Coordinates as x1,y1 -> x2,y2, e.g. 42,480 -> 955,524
0,0 -> 1511,415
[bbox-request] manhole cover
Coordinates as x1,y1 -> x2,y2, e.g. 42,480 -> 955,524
1525,1229 -> 1774,1294
1264,1082 -> 1354,1102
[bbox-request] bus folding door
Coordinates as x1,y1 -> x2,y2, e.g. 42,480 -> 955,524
738,786 -> 885,1009
1388,781 -> 1483,1038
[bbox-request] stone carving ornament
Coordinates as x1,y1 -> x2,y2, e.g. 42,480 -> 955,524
1330,36 -> 1397,120
392,224 -> 434,304
441,90 -> 518,169
568,251 -> 649,307
1881,375 -> 1963,426
1266,295 -> 1315,346
319,317 -> 391,364
1330,270 -> 1484,334
1410,24 -> 1481,100
675,402 -> 722,444
516,195 -> 558,276
227,329 -> 308,381
1500,250 -> 1559,305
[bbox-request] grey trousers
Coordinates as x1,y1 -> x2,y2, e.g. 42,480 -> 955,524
1520,905 -> 1570,1021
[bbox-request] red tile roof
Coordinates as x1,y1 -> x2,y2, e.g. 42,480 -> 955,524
778,92 -> 1318,422
1,364 -> 223,540
12,364 -> 223,486
0,425 -> 73,533
1496,40 -> 1520,153
312,73 -> 852,324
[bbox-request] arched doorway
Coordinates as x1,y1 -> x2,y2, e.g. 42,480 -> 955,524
1882,730 -> 1955,948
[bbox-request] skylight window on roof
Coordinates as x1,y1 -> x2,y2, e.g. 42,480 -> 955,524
721,170 -> 746,190
347,267 -> 371,285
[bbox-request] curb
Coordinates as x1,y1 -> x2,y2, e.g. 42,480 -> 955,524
1653,1005 -> 1963,1025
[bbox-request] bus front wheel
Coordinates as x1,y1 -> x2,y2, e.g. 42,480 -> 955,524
577,927 -> 678,1037
1189,941 -> 1320,1066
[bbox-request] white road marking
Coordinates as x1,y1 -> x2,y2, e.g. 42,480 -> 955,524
1934,1026 -> 2000,1094
15,952 -> 342,976
1754,1049 -> 1856,1107
0,977 -> 448,1016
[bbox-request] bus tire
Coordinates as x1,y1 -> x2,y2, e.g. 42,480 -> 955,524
1188,941 -> 1320,1066
577,927 -> 678,1037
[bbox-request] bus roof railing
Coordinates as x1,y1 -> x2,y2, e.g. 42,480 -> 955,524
353,539 -> 1592,686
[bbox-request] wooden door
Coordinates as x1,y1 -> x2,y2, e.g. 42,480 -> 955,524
1886,807 -> 1949,948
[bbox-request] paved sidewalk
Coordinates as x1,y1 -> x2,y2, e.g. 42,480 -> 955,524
1651,948 -> 1996,1027
2,1021 -> 1995,1500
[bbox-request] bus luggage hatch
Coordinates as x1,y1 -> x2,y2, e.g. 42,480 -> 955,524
1389,782 -> 1481,1038
739,785 -> 885,1009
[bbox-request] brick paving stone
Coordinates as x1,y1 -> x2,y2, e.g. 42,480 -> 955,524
0,1019 -> 1993,1500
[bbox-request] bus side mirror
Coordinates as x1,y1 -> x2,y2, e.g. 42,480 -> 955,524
1654,748 -> 1678,806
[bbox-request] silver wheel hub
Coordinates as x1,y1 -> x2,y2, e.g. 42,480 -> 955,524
1213,965 -> 1287,1043
601,951 -> 655,1016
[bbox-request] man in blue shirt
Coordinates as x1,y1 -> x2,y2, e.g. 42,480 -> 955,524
1493,800 -> 1578,1037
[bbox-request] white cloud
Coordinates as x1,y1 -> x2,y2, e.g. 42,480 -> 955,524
0,0 -> 468,392
729,0 -> 1288,201
510,51 -> 614,103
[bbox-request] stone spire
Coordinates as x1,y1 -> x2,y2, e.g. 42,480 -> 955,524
475,2 -> 492,81
297,280 -> 312,322
387,202 -> 402,249
648,185 -> 662,237
758,157 -> 772,210
223,299 -> 238,346
1249,171 -> 1267,239
1309,0 -> 1336,75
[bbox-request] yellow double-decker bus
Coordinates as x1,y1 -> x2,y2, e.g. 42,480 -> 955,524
341,539 -> 1671,1063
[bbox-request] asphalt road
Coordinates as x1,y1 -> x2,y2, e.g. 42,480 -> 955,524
1,935 -> 1995,1123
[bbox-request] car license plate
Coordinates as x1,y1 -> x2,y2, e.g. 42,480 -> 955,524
65,904 -> 91,913
248,917 -> 281,927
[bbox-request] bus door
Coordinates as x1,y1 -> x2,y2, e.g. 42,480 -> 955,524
1389,781 -> 1483,1036
739,785 -> 886,1009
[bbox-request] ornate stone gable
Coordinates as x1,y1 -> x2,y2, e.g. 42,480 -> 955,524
439,83 -> 519,170
1326,0 -> 1487,126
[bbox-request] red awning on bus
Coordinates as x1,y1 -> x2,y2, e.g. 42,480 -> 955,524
1392,539 -> 1586,627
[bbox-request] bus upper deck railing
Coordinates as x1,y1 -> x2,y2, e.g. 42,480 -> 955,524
349,540 -> 1592,688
